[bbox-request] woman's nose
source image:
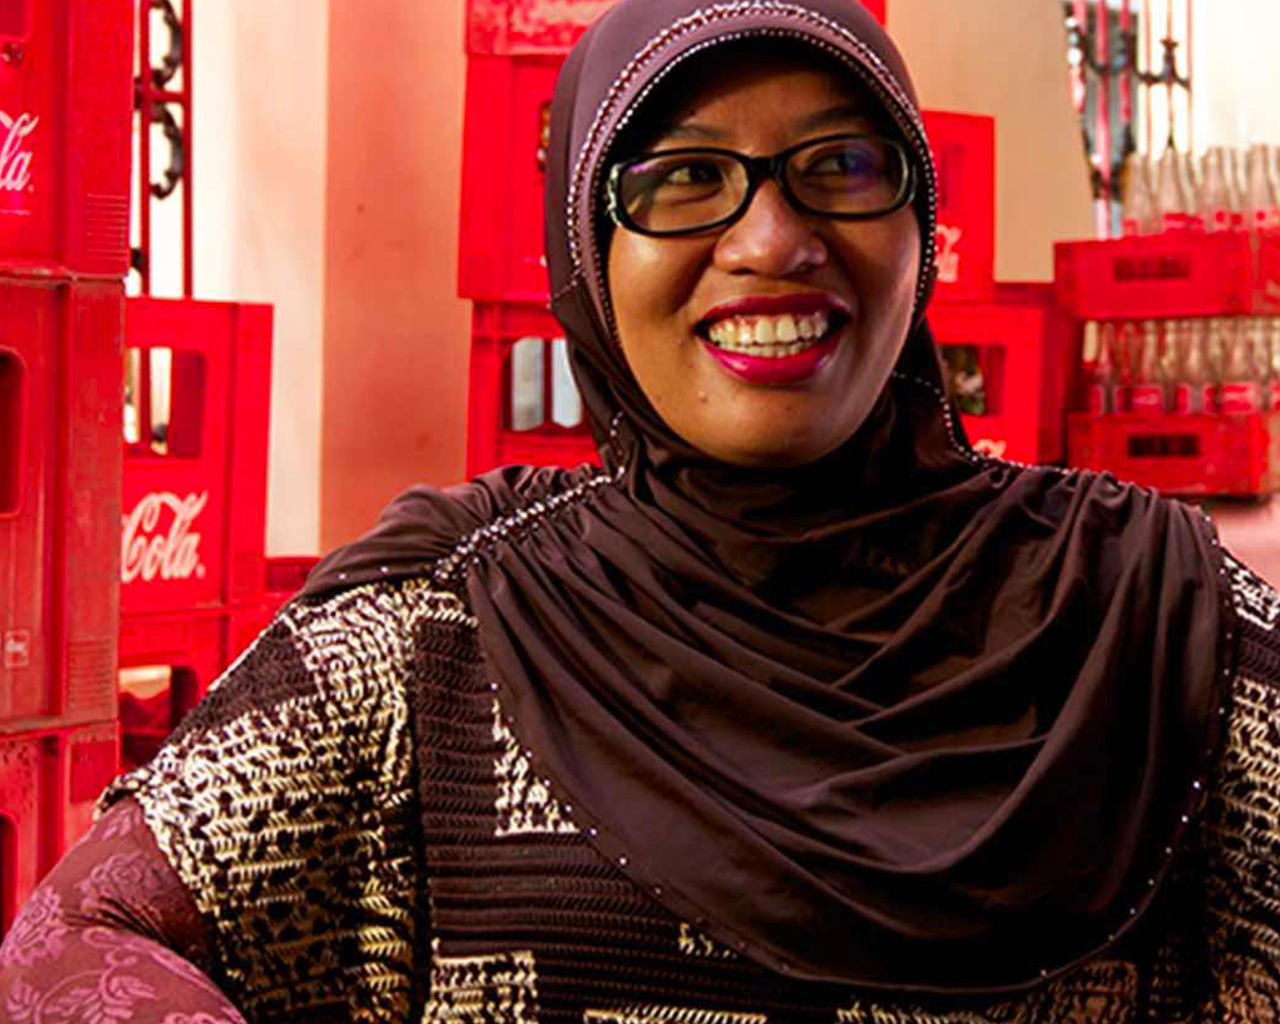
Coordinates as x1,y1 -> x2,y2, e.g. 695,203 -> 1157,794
713,180 -> 829,277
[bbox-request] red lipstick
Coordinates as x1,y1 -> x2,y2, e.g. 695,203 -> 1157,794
703,334 -> 841,385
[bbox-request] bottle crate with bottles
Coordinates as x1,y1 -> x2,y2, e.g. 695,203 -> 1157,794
1067,315 -> 1280,496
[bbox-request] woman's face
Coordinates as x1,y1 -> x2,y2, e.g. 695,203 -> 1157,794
607,54 -> 921,468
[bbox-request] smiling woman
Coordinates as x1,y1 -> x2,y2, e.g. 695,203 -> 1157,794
5,1 -> 1280,1022
606,43 -> 920,466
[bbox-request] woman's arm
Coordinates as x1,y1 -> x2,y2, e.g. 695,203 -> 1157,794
0,798 -> 246,1023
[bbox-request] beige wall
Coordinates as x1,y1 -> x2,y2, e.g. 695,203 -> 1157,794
320,0 -> 471,550
1191,0 -> 1280,152
887,0 -> 1094,280
147,1 -> 330,557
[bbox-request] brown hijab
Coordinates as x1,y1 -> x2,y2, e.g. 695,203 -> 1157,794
308,0 -> 1234,995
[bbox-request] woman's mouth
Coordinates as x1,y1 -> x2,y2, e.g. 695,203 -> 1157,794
696,307 -> 846,385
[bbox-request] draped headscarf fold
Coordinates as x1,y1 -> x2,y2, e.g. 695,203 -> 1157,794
308,0 -> 1233,995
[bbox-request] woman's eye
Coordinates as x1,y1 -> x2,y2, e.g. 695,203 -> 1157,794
657,160 -> 724,188
805,146 -> 878,179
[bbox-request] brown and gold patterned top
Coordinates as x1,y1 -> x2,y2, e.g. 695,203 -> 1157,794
4,555 -> 1280,1023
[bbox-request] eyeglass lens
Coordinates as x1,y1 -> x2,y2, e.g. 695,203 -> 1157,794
616,136 -> 907,234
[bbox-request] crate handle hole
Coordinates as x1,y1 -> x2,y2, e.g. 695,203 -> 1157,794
550,338 -> 583,429
0,813 -> 14,938
123,348 -> 206,458
509,336 -> 546,432
1127,435 -> 1201,459
941,342 -> 1004,417
0,0 -> 30,41
0,349 -> 23,514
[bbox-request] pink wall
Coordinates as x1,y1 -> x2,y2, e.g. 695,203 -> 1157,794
321,0 -> 472,549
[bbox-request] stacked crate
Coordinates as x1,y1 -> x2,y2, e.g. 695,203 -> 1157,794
0,0 -> 133,937
459,0 -> 896,478
117,298 -> 281,772
1057,232 -> 1280,495
459,4 -> 596,476
925,111 -> 1074,466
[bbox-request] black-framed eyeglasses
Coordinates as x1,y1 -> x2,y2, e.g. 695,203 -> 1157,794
605,133 -> 917,238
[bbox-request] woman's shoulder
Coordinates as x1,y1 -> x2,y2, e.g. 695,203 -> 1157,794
302,462 -> 600,598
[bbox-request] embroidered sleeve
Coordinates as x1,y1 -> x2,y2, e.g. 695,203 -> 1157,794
0,799 -> 246,1023
98,585 -> 424,1024
1199,553 -> 1280,1022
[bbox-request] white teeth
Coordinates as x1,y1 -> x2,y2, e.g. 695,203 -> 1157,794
704,311 -> 836,356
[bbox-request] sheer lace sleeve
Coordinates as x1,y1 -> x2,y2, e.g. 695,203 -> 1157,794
0,798 -> 246,1023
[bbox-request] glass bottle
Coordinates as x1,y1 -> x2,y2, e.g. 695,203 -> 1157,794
1219,317 -> 1263,414
1199,147 -> 1236,233
1174,319 -> 1213,414
1129,320 -> 1168,413
1121,154 -> 1158,237
1108,322 -> 1131,412
1155,147 -> 1193,231
1082,322 -> 1114,415
1244,143 -> 1280,232
1268,317 -> 1280,410
1229,147 -> 1247,229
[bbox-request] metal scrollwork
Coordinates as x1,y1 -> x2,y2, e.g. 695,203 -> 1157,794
150,0 -> 184,89
150,102 -> 186,200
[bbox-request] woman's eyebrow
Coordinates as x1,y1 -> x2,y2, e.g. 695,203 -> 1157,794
654,103 -> 873,146
794,103 -> 873,133
654,122 -> 732,144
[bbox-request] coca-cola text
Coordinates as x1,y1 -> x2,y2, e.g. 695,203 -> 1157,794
121,491 -> 209,584
0,110 -> 37,194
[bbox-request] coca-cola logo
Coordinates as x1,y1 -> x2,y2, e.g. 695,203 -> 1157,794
935,224 -> 963,284
0,110 -> 36,194
121,491 -> 208,584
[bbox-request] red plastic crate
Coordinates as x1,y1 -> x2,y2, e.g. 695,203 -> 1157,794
58,721 -> 119,855
0,734 -> 40,938
467,0 -> 885,55
120,299 -> 274,617
0,0 -> 132,278
1055,231 -> 1280,321
0,722 -> 115,938
118,599 -> 284,772
266,555 -> 320,600
930,284 -> 1073,465
0,279 -> 123,732
119,608 -> 229,717
1067,411 -> 1280,496
923,110 -> 996,305
458,54 -> 561,301
468,300 -> 600,477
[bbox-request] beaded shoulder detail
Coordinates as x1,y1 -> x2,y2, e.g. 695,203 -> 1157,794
431,463 -> 625,588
